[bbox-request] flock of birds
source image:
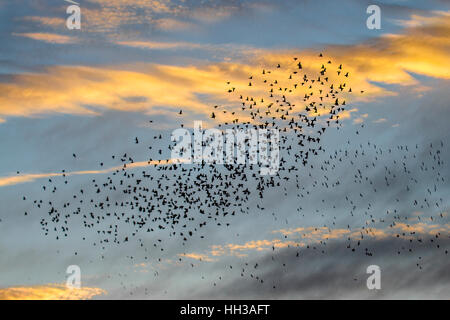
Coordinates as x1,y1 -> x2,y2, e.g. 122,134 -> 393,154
21,54 -> 448,294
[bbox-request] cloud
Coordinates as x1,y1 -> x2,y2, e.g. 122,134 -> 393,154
86,0 -> 176,13
69,0 -> 189,33
391,11 -> 450,28
115,39 -> 256,54
0,62 -> 252,121
192,236 -> 450,299
1,11 -> 449,124
12,33 -> 77,44
0,53 -> 382,122
182,222 -> 449,261
152,18 -> 195,31
0,158 -> 186,187
23,16 -> 66,27
116,40 -> 205,50
17,0 -> 264,36
179,253 -> 216,262
0,284 -> 105,300
82,0 -> 244,29
18,1 -> 180,34
189,5 -> 237,23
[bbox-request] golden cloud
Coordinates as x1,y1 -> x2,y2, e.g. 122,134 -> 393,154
2,11 -> 449,123
12,33 -> 77,44
152,18 -> 194,31
0,158 -> 186,187
0,284 -> 106,300
0,54 -> 369,123
23,16 -> 66,27
184,221 -> 450,261
179,253 -> 216,262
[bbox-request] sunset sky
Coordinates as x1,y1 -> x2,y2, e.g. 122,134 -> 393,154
0,0 -> 449,299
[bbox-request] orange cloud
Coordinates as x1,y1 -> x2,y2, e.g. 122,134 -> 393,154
185,221 -> 450,261
392,222 -> 450,236
0,55 -> 364,123
152,18 -> 194,31
179,253 -> 216,262
0,284 -> 105,300
12,33 -> 77,44
2,11 -> 449,123
0,158 -> 187,187
23,16 -> 66,27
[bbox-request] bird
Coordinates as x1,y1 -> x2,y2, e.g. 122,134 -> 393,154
22,53 -> 449,296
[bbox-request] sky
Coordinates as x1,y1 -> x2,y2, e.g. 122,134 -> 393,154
0,0 -> 449,300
